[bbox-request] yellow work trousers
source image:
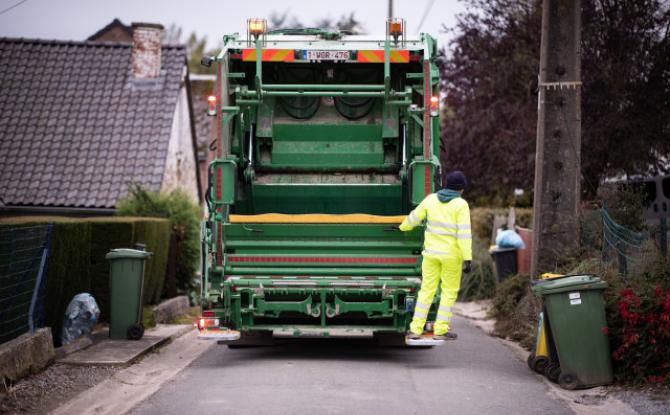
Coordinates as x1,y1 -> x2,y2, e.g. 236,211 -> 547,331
409,254 -> 462,335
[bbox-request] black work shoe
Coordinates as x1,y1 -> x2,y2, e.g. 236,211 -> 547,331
433,332 -> 458,340
406,332 -> 422,340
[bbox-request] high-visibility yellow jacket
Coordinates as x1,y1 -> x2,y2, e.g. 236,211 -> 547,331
399,194 -> 472,261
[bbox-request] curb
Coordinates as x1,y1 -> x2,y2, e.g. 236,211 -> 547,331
455,301 -> 638,415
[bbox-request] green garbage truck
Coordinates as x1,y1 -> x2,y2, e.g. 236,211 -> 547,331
197,18 -> 442,345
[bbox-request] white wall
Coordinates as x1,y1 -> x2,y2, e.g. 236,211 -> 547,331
161,74 -> 199,204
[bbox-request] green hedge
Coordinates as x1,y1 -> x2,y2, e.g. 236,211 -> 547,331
471,208 -> 532,241
0,216 -> 170,345
457,208 -> 533,301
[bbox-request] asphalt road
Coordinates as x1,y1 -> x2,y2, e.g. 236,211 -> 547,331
132,316 -> 573,415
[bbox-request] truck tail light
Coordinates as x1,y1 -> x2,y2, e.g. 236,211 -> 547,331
196,317 -> 220,331
430,96 -> 439,117
207,95 -> 217,116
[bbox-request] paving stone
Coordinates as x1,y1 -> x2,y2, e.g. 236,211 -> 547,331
58,324 -> 191,366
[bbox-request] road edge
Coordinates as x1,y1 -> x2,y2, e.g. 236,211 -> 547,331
454,301 -> 638,415
50,329 -> 213,415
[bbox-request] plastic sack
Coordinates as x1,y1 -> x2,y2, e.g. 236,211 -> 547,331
61,293 -> 100,345
496,229 -> 526,249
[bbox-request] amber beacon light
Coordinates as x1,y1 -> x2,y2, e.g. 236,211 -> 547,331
247,18 -> 267,36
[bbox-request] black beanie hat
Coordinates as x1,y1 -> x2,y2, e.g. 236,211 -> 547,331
445,171 -> 467,190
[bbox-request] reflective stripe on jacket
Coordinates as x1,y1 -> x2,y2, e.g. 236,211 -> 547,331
399,193 -> 472,261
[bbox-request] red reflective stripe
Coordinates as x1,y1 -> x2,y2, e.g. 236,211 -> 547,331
216,223 -> 222,266
217,63 -> 222,158
391,50 -> 410,62
227,256 -> 417,264
242,49 -> 294,62
357,50 -> 409,63
423,61 -> 430,157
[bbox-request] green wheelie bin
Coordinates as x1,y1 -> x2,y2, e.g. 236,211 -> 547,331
106,248 -> 152,340
531,275 -> 613,389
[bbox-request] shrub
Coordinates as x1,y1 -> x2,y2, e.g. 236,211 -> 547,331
43,221 -> 92,341
86,218 -> 136,320
457,208 -> 532,301
458,236 -> 496,301
117,186 -> 201,294
133,219 -> 171,304
607,284 -> 670,383
490,273 -> 539,349
470,207 -> 532,241
604,259 -> 670,383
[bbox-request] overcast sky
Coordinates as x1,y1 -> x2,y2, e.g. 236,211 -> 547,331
0,0 -> 466,50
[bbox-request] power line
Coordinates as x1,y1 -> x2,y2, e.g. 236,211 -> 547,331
0,0 -> 29,17
416,0 -> 437,34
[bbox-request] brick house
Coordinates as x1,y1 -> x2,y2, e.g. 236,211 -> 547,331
0,23 -> 201,215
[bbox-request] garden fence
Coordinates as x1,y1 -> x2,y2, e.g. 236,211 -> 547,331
0,224 -> 53,343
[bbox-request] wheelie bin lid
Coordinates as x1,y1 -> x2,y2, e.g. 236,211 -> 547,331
105,248 -> 153,260
531,274 -> 607,296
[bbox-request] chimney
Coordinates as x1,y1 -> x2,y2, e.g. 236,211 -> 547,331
131,22 -> 164,79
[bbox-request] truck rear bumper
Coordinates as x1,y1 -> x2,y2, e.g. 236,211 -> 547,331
219,275 -> 423,333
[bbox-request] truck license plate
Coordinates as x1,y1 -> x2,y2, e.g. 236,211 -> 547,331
304,50 -> 350,61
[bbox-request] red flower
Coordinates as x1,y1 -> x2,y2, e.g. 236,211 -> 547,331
655,285 -> 664,298
621,288 -> 635,298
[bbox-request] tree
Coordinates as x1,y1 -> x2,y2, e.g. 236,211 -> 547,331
440,0 -> 670,204
268,10 -> 366,34
581,0 -> 670,188
269,10 -> 304,30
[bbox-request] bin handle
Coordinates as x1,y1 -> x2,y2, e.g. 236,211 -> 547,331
530,273 -> 597,286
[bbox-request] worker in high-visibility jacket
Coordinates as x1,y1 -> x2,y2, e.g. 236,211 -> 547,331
400,171 -> 472,340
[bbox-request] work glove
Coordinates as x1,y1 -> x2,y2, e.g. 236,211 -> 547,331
462,260 -> 472,274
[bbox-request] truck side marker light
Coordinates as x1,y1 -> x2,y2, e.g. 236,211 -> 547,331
207,95 -> 217,116
430,96 -> 439,117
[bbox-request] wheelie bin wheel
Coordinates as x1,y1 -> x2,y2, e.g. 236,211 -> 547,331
559,372 -> 579,390
544,362 -> 561,383
127,323 -> 144,340
531,356 -> 550,374
527,353 -> 536,371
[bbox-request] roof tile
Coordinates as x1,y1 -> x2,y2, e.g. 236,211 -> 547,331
0,38 -> 187,208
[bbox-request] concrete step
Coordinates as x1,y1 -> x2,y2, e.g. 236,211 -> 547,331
58,324 -> 192,366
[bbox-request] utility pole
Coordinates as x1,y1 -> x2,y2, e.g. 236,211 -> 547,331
530,0 -> 582,277
388,0 -> 394,19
